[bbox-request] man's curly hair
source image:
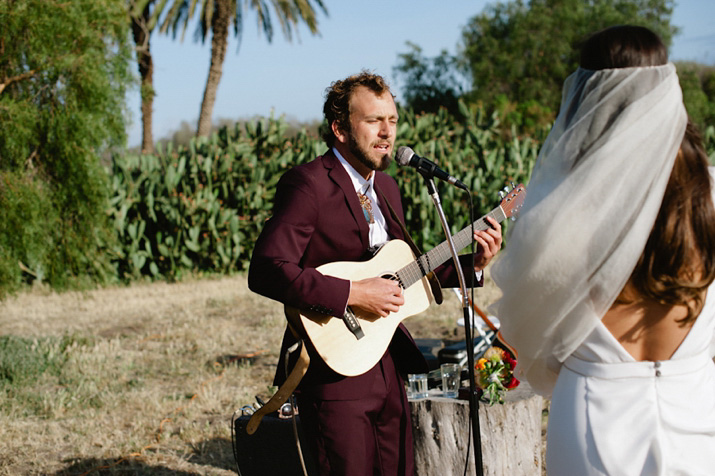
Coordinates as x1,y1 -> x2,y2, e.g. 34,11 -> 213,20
321,71 -> 394,148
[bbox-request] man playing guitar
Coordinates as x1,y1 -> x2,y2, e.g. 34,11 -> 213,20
248,71 -> 502,476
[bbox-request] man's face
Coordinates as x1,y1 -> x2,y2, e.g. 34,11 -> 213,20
333,86 -> 398,177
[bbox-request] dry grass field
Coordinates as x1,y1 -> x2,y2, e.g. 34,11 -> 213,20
0,273 -> 504,475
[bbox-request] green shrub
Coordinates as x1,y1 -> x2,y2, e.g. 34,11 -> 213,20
394,102 -> 540,249
0,0 -> 131,297
0,173 -> 59,295
108,105 -> 542,279
108,118 -> 325,280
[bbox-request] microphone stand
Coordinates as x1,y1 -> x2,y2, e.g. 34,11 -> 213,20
421,173 -> 484,476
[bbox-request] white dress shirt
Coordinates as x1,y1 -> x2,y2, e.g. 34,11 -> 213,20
334,148 -> 389,248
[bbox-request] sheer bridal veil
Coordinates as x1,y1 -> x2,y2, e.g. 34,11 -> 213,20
489,63 -> 687,395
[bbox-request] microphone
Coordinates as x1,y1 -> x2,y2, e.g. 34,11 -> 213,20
395,146 -> 469,191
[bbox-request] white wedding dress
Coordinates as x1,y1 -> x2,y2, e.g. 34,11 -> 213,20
546,285 -> 715,476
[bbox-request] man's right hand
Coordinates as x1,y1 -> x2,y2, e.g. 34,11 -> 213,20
348,277 -> 404,317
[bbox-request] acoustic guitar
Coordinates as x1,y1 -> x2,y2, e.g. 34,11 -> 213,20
286,184 -> 526,377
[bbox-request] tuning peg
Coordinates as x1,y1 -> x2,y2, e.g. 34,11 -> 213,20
498,190 -> 506,199
510,205 -> 522,221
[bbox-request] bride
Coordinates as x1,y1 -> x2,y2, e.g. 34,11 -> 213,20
490,25 -> 715,475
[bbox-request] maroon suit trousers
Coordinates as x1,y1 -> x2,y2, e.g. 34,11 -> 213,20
297,351 -> 414,476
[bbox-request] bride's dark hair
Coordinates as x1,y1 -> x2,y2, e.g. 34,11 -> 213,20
582,25 -> 715,323
580,25 -> 667,70
635,121 -> 715,323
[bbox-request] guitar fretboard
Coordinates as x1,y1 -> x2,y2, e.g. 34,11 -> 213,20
395,206 -> 507,289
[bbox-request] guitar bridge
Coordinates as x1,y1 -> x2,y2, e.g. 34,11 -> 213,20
342,307 -> 365,340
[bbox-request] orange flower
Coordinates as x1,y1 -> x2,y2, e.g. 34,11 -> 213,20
476,358 -> 488,371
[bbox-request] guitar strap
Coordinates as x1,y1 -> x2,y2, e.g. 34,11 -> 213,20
246,325 -> 310,434
376,185 -> 443,305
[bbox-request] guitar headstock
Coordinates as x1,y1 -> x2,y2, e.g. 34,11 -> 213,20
498,183 -> 526,220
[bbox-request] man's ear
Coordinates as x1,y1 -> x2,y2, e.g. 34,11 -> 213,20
331,120 -> 348,145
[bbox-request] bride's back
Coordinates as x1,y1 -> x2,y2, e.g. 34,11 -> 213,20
602,294 -> 694,361
602,122 -> 715,362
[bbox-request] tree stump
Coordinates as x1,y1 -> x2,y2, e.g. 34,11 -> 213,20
409,382 -> 543,476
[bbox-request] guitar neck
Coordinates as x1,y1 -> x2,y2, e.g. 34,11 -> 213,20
397,206 -> 507,289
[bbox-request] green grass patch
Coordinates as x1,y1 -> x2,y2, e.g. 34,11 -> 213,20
0,334 -> 93,388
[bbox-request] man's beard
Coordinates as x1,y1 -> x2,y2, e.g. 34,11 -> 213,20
347,133 -> 392,172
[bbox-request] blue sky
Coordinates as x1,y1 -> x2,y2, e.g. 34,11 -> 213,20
126,0 -> 715,148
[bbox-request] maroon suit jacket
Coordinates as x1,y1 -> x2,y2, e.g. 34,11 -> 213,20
248,151 -> 479,399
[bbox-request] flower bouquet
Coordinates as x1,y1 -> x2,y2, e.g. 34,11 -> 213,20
475,346 -> 520,405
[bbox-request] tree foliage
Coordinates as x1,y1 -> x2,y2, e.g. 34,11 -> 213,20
676,62 -> 715,130
0,0 -> 133,294
460,0 -> 678,112
393,42 -> 469,116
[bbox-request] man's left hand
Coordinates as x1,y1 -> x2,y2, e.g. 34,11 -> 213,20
472,216 -> 502,272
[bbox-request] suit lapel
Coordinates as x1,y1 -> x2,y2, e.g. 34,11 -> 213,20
375,175 -> 404,241
322,152 -> 371,251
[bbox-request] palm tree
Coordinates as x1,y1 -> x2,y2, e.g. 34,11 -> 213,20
157,0 -> 327,137
129,0 -> 163,153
